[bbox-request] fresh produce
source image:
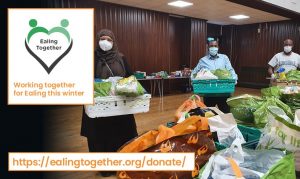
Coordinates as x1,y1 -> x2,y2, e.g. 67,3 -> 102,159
195,69 -> 218,80
227,94 -> 263,123
254,97 -> 293,128
261,86 -> 282,98
212,69 -> 232,79
281,93 -> 300,113
94,82 -> 112,97
115,75 -> 145,97
286,70 -> 300,81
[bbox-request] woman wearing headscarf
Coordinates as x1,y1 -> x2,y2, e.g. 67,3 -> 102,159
81,29 -> 138,177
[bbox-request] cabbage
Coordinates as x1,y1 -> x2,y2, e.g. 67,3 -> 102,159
227,94 -> 263,124
261,86 -> 282,99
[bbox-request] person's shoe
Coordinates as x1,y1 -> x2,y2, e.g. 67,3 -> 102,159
98,171 -> 116,177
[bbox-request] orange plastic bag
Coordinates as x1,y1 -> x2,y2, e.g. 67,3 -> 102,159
117,116 -> 216,179
155,125 -> 176,144
175,95 -> 206,122
172,116 -> 209,136
119,116 -> 209,153
119,130 -> 159,153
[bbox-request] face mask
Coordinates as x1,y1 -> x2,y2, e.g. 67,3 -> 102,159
284,46 -> 292,53
99,40 -> 113,51
209,47 -> 218,56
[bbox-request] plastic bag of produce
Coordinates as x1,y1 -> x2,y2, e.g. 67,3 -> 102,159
281,86 -> 300,94
254,97 -> 293,128
227,94 -> 263,123
281,92 -> 300,113
94,81 -> 112,97
199,138 -> 295,179
230,107 -> 256,123
212,69 -> 232,79
227,94 -> 263,107
174,95 -> 206,122
115,75 -> 145,97
294,109 -> 300,126
286,70 -> 300,81
261,86 -> 282,98
256,106 -> 300,152
195,69 -> 218,80
208,113 -> 245,147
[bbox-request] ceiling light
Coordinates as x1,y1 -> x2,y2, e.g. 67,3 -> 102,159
168,1 -> 193,8
229,15 -> 250,19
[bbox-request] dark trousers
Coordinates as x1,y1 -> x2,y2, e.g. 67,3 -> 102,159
87,139 -> 106,152
203,96 -> 230,113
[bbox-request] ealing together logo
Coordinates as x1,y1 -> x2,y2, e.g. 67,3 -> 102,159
25,19 -> 73,74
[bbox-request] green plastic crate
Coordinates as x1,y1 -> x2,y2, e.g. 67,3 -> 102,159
192,79 -> 235,97
134,72 -> 145,79
215,124 -> 261,151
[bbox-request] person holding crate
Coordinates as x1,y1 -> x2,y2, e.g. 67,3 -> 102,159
191,40 -> 238,113
268,39 -> 300,80
81,29 -> 138,177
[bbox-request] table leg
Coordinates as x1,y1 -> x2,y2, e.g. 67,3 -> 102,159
161,79 -> 164,111
157,80 -> 162,110
150,80 -> 153,96
158,80 -> 161,98
153,79 -> 156,96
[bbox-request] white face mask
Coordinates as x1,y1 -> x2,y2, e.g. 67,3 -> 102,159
284,46 -> 292,53
209,47 -> 218,56
99,40 -> 113,51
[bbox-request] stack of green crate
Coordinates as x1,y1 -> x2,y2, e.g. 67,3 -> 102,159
192,79 -> 235,97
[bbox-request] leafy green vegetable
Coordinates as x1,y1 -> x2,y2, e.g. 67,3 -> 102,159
281,93 -> 300,113
212,69 -> 232,79
286,70 -> 300,81
254,97 -> 293,128
261,86 -> 282,99
94,82 -> 112,97
227,94 -> 263,107
230,107 -> 256,123
227,94 -> 263,123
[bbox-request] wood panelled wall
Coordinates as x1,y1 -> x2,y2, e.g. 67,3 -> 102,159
190,19 -> 207,68
207,23 -> 221,39
169,16 -> 189,71
47,0 -> 207,75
